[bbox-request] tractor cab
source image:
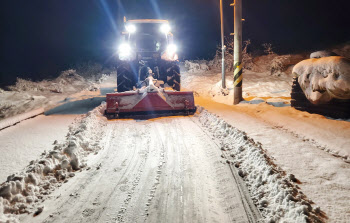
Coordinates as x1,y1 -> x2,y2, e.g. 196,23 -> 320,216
118,19 -> 178,62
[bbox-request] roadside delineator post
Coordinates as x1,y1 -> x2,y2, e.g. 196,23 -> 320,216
232,0 -> 243,104
220,0 -> 226,89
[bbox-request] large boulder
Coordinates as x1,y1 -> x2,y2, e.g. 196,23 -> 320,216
292,56 -> 350,104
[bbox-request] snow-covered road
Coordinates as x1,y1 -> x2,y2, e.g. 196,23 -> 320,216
1,70 -> 349,222
19,116 -> 259,223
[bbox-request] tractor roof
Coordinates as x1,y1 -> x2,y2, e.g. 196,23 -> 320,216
126,19 -> 169,24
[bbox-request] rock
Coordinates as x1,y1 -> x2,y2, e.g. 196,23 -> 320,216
288,174 -> 297,182
293,56 -> 350,104
0,183 -> 12,199
61,160 -> 70,169
33,206 -> 44,216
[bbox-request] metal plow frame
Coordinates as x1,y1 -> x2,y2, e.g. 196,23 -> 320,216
105,90 -> 196,119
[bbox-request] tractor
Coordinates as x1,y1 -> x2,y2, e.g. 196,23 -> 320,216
104,18 -> 195,119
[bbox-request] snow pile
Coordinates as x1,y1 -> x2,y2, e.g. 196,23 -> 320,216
293,56 -> 350,104
310,51 -> 338,59
249,54 -> 307,76
270,55 -> 292,76
211,81 -> 231,96
0,103 -> 107,221
203,76 -> 291,106
197,109 -> 323,223
8,69 -> 97,93
0,69 -> 112,121
184,60 -> 209,73
0,103 -> 15,119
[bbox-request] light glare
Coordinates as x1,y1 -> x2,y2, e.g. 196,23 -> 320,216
166,44 -> 177,55
160,24 -> 171,34
119,43 -> 132,57
126,24 -> 136,33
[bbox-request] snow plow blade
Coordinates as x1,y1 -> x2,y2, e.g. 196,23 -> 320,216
105,89 -> 196,119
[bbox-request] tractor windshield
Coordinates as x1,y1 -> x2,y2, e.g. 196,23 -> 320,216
129,23 -> 167,52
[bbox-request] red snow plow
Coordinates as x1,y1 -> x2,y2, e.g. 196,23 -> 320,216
105,77 -> 196,119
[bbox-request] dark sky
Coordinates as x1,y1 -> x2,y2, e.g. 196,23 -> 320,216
0,0 -> 349,86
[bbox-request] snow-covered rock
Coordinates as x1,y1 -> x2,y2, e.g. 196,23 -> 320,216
310,50 -> 338,59
293,56 -> 350,104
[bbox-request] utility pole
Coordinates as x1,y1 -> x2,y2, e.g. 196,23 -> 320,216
220,0 -> 226,89
233,0 -> 243,104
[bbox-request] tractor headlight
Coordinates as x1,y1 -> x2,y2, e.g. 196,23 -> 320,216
160,24 -> 171,34
162,44 -> 178,61
166,44 -> 177,56
126,24 -> 136,33
118,43 -> 132,59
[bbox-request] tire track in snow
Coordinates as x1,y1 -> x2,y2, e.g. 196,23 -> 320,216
189,116 -> 261,223
142,121 -> 166,220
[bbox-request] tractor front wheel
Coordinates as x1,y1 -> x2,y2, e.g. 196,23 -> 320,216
117,63 -> 134,92
166,64 -> 181,91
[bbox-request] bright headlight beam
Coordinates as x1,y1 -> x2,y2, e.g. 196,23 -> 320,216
126,24 -> 136,33
160,24 -> 171,34
119,43 -> 131,56
166,44 -> 177,55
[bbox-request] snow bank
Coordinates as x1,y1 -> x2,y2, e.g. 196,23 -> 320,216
204,74 -> 291,106
293,56 -> 350,104
250,54 -> 306,75
184,60 -> 209,73
197,109 -> 323,222
0,103 -> 107,222
332,42 -> 350,59
0,70 -> 111,121
8,70 -> 99,93
0,108 -> 44,130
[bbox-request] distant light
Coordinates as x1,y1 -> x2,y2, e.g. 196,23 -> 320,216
126,24 -> 136,33
160,24 -> 171,34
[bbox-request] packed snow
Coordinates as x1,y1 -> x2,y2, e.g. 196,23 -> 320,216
0,115 -> 77,183
0,103 -> 106,222
181,66 -> 292,106
198,109 -> 323,222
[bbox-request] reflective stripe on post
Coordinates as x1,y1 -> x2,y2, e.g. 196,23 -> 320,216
233,61 -> 243,87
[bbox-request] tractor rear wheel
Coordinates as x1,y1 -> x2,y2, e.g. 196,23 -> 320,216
117,64 -> 134,92
166,64 -> 181,91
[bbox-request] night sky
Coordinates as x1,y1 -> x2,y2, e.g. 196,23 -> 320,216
0,0 -> 349,86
